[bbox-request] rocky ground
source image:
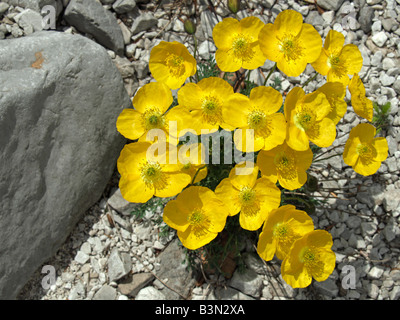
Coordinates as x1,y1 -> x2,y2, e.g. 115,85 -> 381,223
6,0 -> 400,300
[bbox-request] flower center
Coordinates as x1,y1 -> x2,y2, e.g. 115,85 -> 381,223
273,222 -> 296,245
232,33 -> 254,62
327,53 -> 347,78
300,246 -> 324,277
201,95 -> 222,125
248,110 -> 267,130
188,209 -> 204,226
278,34 -> 303,61
274,151 -> 297,180
183,162 -> 192,170
238,186 -> 260,216
140,161 -> 168,190
165,53 -> 186,78
142,107 -> 166,131
356,143 -> 374,163
294,108 -> 316,131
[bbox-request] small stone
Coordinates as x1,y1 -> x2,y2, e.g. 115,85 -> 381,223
313,278 -> 339,298
93,285 -> 117,300
74,251 -> 90,265
107,248 -> 132,282
229,268 -> 263,298
372,31 -> 388,47
0,2 -> 10,14
316,0 -> 344,11
118,273 -> 155,297
368,266 -> 385,280
112,0 -> 136,14
80,242 -> 92,255
390,286 -> 400,300
130,13 -> 157,35
135,286 -> 166,300
367,283 -> 380,299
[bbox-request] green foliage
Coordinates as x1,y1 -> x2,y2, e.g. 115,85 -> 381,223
240,79 -> 258,97
372,101 -> 391,133
270,76 -> 282,91
131,196 -> 167,220
197,55 -> 220,81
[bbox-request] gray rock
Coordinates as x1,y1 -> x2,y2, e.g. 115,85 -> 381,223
117,272 -> 154,297
107,188 -> 139,216
382,221 -> 399,242
93,285 -> 117,300
130,13 -> 157,35
0,2 -> 10,13
313,278 -> 339,298
359,5 -> 374,34
371,31 -> 388,47
213,287 -> 255,300
74,251 -> 90,265
316,0 -> 344,11
135,286 -> 166,300
361,221 -> 378,237
112,0 -> 136,14
0,31 -> 129,299
4,0 -> 62,16
108,248 -> 132,282
64,0 -> 125,55
229,268 -> 263,298
14,9 -> 43,35
155,238 -> 198,300
68,281 -> 86,300
368,266 -> 385,279
390,286 -> 400,300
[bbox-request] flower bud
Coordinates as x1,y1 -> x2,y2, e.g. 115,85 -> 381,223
184,19 -> 196,35
305,174 -> 318,192
227,0 -> 240,14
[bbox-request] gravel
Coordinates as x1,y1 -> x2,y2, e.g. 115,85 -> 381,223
10,0 -> 400,301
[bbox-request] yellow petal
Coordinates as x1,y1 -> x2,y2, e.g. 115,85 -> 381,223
307,117 -> 336,148
177,226 -> 217,250
284,87 -> 305,122
249,86 -> 283,115
297,23 -> 322,63
215,48 -> 242,72
372,137 -> 388,162
117,142 -> 150,177
324,29 -> 345,53
277,56 -> 308,77
256,149 -> 278,183
274,9 -> 303,37
163,199 -> 190,232
154,172 -> 191,198
242,43 -> 267,70
212,17 -> 240,49
119,174 -> 154,203
353,157 -> 382,176
223,93 -> 251,128
286,123 -> 310,151
116,108 -> 146,140
133,82 -> 173,114
229,162 -> 259,190
340,44 -> 363,75
262,113 -> 287,151
214,178 -> 241,216
258,24 -> 281,62
311,49 -> 330,75
178,82 -> 203,110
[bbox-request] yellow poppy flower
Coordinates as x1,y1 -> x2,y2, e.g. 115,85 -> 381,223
149,41 -> 197,90
312,30 -> 363,86
284,87 -> 336,151
316,82 -> 347,125
343,123 -> 388,176
281,230 -> 336,288
116,82 -> 191,144
178,142 -> 208,184
117,141 -> 191,203
163,186 -> 229,250
348,74 -> 373,121
177,77 -> 235,134
223,86 -> 286,153
214,162 -> 281,231
257,205 -> 314,261
257,141 -> 313,190
212,16 -> 266,72
258,9 -> 322,77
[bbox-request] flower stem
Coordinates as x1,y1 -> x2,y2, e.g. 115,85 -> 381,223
302,73 -> 318,88
313,153 -> 342,163
191,165 -> 207,184
313,143 -> 346,161
193,34 -> 199,82
263,62 -> 277,87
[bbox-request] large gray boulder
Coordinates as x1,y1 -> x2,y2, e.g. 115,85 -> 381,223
0,31 -> 130,299
64,0 -> 125,56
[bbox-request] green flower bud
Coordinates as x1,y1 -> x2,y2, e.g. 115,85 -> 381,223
184,19 -> 196,35
305,174 -> 319,192
227,0 -> 240,14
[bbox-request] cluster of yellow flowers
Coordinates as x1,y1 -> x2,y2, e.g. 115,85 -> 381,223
115,10 -> 389,288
